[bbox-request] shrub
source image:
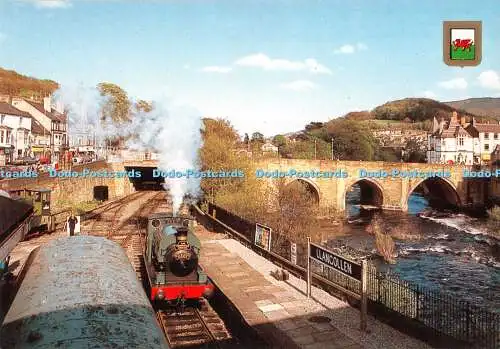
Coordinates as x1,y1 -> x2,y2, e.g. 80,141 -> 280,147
369,216 -> 397,263
487,206 -> 500,238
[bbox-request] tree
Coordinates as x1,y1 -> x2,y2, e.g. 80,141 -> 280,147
305,122 -> 324,131
251,132 -> 265,143
97,82 -> 131,122
325,120 -> 379,160
135,99 -> 153,113
200,118 -> 267,220
243,133 -> 250,145
403,139 -> 427,163
272,135 -> 286,147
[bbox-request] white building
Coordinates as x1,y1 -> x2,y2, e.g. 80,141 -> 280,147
261,142 -> 279,153
427,111 -> 500,165
0,102 -> 32,164
467,120 -> 500,164
12,96 -> 68,160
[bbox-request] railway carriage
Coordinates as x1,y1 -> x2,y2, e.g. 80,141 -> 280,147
7,188 -> 54,233
1,236 -> 169,349
144,213 -> 214,309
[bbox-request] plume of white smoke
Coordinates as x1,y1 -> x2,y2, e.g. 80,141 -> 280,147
54,85 -> 203,215
53,84 -> 116,157
127,102 -> 203,215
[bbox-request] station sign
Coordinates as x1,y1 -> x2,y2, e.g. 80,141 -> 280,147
309,243 -> 362,281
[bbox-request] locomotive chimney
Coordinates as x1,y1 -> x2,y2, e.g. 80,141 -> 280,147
175,227 -> 189,244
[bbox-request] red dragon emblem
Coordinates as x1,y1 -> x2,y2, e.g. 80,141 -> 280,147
452,39 -> 473,51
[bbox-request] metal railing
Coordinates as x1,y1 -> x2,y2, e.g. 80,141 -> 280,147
197,202 -> 500,349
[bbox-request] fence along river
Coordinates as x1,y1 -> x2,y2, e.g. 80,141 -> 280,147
201,201 -> 499,348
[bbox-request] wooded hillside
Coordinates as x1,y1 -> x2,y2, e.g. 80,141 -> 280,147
0,67 -> 58,99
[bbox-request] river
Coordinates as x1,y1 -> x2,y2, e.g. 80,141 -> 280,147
331,185 -> 500,312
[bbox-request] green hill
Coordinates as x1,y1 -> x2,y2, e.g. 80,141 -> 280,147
342,98 -> 499,124
444,97 -> 500,118
0,67 -> 59,99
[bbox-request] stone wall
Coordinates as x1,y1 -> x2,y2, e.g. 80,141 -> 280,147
0,161 -> 135,211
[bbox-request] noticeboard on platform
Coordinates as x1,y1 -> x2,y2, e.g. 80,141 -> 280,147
255,223 -> 272,251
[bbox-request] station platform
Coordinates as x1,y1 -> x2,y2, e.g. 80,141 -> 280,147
197,231 -> 431,349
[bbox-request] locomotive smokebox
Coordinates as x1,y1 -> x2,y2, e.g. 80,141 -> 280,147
165,226 -> 199,277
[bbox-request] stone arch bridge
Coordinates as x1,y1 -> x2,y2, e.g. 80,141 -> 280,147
254,159 -> 487,213
0,154 -> 488,214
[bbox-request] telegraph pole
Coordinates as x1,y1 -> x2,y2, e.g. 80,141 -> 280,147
314,140 -> 317,160
331,137 -> 334,161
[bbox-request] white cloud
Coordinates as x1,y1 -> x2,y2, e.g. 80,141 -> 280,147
18,0 -> 72,8
201,66 -> 232,73
183,64 -> 191,70
477,70 -> 500,90
438,78 -> 468,90
423,90 -> 437,99
334,42 -> 368,54
234,53 -> 332,75
280,80 -> 317,91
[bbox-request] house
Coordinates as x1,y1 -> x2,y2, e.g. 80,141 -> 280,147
427,112 -> 474,164
29,118 -> 51,158
12,96 -> 68,160
0,102 -> 33,164
261,142 -> 279,153
493,144 -> 500,165
427,111 -> 500,165
466,119 -> 500,164
492,145 -> 500,203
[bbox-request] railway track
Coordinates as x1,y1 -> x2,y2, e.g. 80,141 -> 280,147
158,300 -> 232,349
84,193 -> 235,348
82,191 -> 152,235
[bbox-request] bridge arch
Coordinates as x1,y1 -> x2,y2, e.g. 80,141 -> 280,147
406,176 -> 461,210
284,178 -> 320,205
344,178 -> 384,211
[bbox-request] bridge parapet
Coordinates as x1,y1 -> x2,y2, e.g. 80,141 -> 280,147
254,159 -> 470,213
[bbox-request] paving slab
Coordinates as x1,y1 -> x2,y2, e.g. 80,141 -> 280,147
199,235 -> 432,349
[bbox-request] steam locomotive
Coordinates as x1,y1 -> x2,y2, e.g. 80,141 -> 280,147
143,213 -> 214,308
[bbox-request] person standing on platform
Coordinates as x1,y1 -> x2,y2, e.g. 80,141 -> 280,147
67,213 -> 78,236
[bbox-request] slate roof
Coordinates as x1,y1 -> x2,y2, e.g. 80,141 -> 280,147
437,118 -> 472,138
0,196 -> 33,237
26,100 -> 67,123
472,123 -> 500,133
0,103 -> 31,118
31,118 -> 51,135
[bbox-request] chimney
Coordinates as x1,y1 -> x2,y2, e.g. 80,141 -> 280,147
432,116 -> 439,133
55,100 -> 64,114
43,96 -> 51,112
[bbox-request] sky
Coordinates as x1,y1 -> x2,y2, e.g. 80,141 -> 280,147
0,0 -> 499,137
